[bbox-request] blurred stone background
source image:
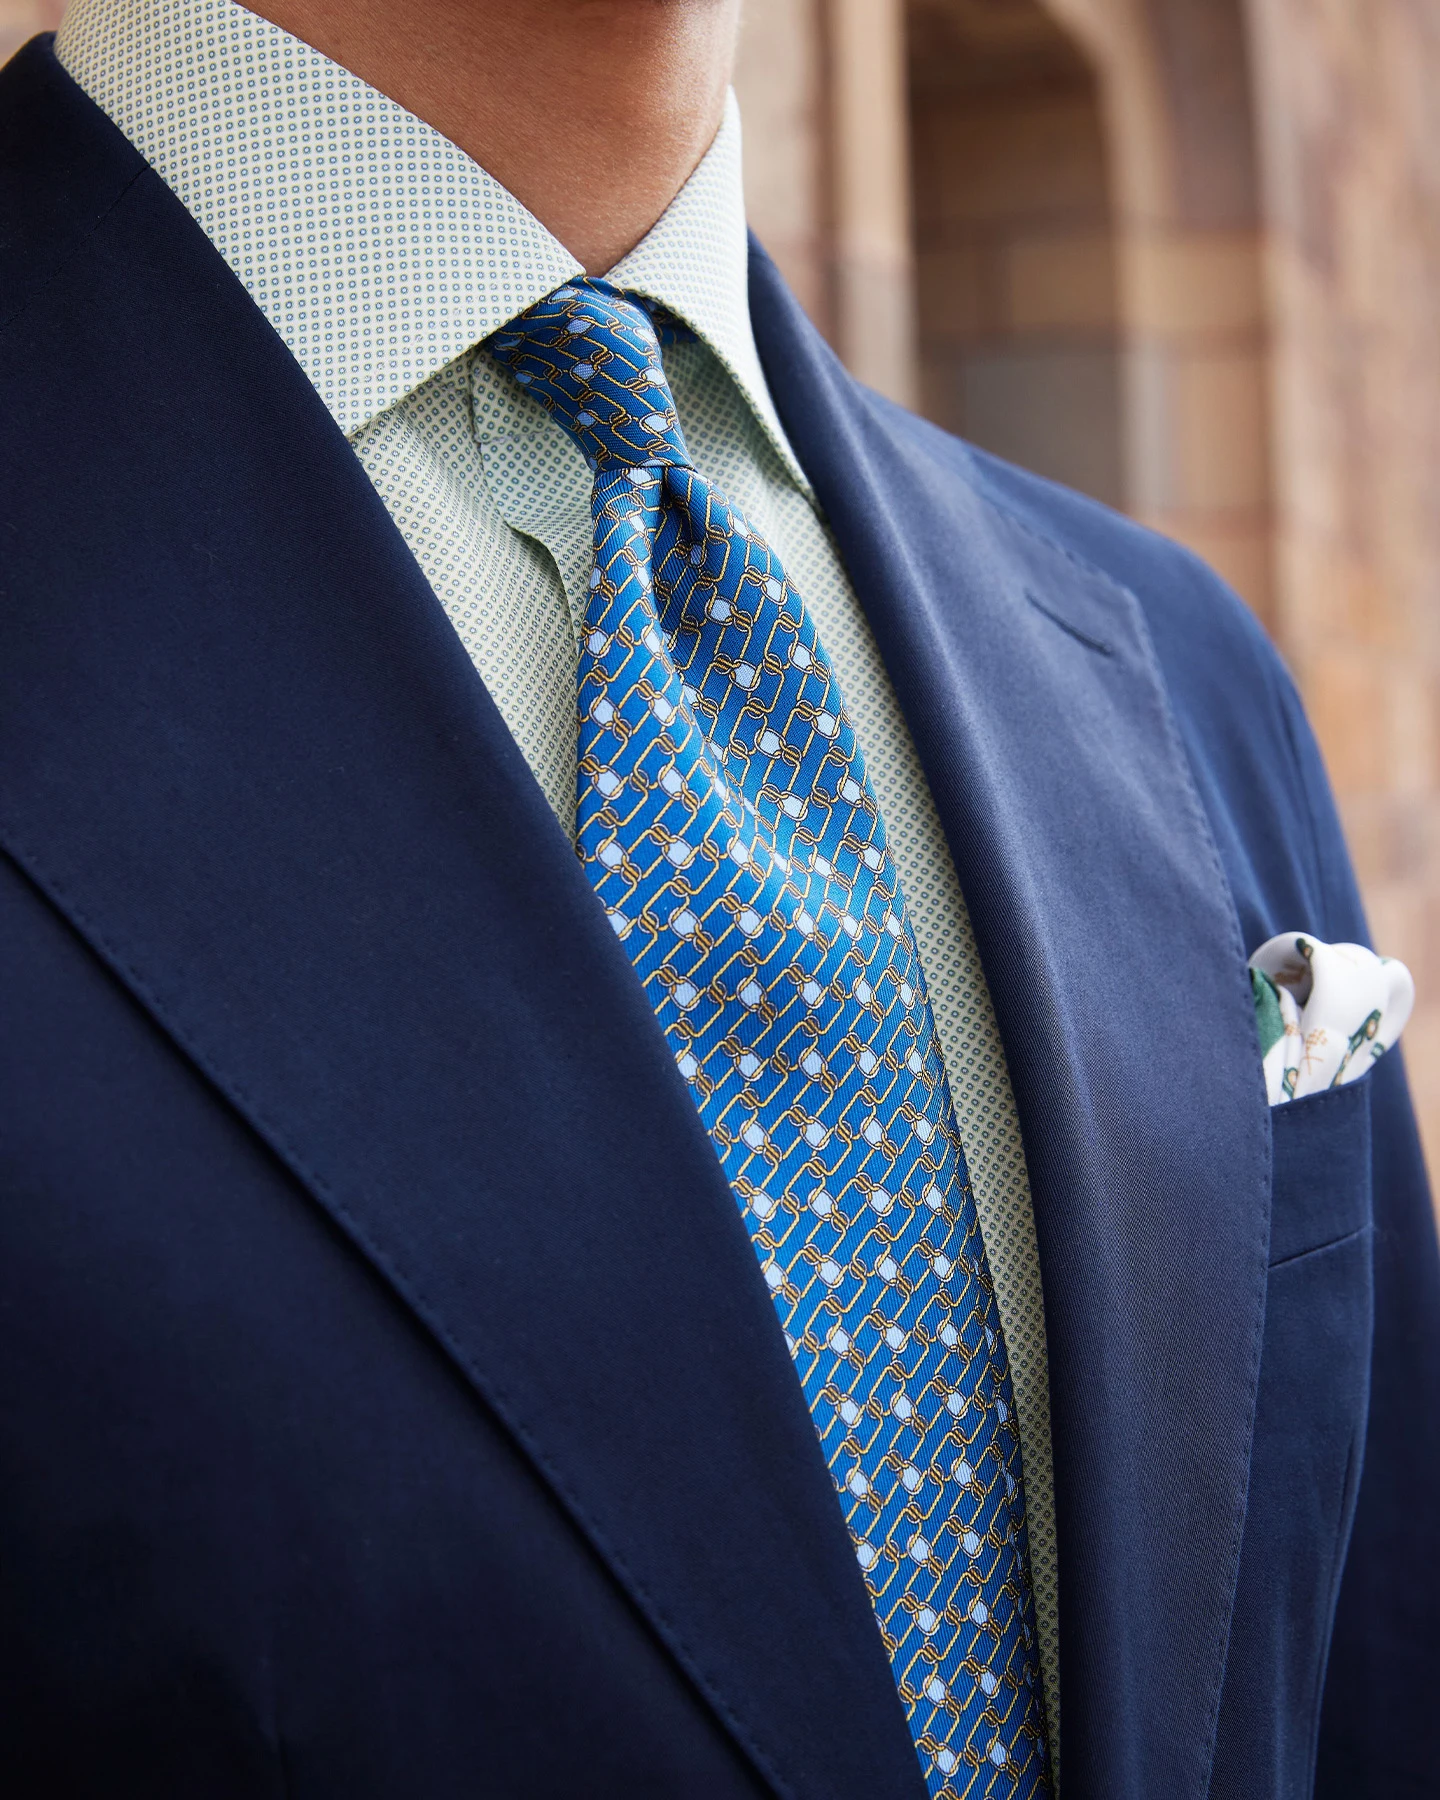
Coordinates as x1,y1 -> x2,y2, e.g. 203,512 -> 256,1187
6,0 -> 1440,1183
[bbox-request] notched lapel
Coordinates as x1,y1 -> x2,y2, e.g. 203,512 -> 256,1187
0,45 -> 927,1800
751,239 -> 1271,1800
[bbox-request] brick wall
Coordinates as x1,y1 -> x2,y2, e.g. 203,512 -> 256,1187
908,0 -> 1123,508
1249,0 -> 1440,1170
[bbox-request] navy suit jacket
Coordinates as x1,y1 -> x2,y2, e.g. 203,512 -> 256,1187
2,37 -> 1438,1800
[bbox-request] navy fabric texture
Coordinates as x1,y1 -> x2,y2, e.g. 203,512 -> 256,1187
1211,1079 -> 1374,1800
1,36 -> 1437,1800
0,856 -> 774,1800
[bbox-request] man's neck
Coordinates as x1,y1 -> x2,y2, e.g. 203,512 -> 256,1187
242,0 -> 740,274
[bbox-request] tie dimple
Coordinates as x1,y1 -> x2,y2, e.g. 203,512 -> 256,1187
489,283 -> 691,470
490,279 -> 1051,1798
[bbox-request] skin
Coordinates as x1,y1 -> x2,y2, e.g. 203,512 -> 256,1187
243,0 -> 743,273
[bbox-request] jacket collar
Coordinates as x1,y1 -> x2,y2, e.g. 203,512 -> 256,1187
0,39 -> 1270,1800
749,240 -> 1271,1800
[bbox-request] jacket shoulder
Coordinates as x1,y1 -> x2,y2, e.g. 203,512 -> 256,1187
876,395 -> 1272,690
871,393 -> 1361,947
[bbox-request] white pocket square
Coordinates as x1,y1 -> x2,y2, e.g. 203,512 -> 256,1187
1249,932 -> 1414,1106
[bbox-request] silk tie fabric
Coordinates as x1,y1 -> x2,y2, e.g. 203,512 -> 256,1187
490,280 -> 1050,1797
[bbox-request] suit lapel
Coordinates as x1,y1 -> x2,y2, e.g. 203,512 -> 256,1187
0,44 -> 926,1800
750,240 -> 1271,1800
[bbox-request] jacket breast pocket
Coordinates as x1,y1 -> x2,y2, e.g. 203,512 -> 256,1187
1268,1079 -> 1374,1266
1209,1078 -> 1374,1799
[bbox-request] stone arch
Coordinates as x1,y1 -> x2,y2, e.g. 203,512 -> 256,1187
1040,0 -> 1273,623
904,0 -> 1273,622
907,0 -> 1125,511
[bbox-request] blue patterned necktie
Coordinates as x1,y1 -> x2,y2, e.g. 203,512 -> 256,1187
490,280 -> 1050,1797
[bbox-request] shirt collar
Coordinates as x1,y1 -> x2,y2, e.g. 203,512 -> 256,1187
55,0 -> 808,488
611,92 -> 807,489
56,0 -> 581,435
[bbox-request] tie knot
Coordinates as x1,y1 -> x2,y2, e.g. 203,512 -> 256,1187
489,279 -> 693,471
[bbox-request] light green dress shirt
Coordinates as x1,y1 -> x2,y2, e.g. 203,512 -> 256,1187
57,0 -> 1061,1760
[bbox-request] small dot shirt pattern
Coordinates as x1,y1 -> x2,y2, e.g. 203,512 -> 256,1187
56,0 -> 1061,1772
